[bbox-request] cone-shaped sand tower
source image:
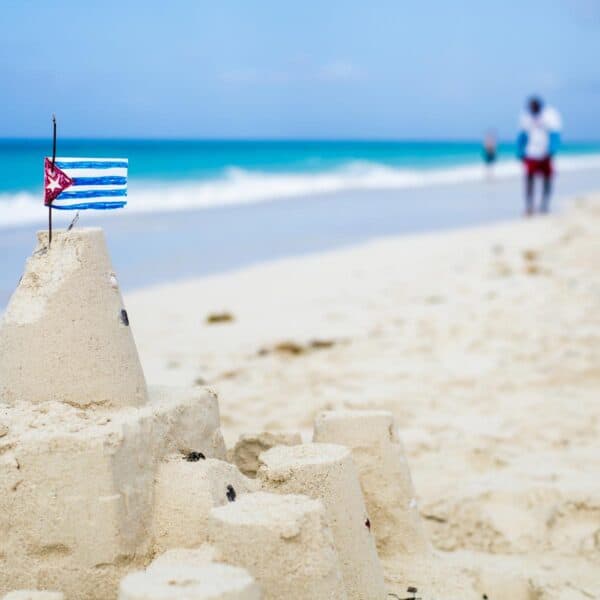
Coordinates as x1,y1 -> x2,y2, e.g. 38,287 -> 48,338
258,443 -> 387,600
0,229 -> 227,599
313,410 -> 429,557
0,229 -> 147,408
208,492 -> 347,600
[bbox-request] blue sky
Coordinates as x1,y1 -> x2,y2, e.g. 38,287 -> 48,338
1,0 -> 599,139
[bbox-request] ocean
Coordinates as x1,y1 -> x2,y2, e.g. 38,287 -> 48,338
2,139 -> 600,305
2,139 -> 600,228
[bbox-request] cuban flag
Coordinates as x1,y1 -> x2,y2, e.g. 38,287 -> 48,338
44,157 -> 128,210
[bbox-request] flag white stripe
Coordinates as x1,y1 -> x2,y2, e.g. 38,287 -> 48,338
62,184 -> 127,193
53,196 -> 126,204
52,157 -> 128,162
59,167 -> 128,178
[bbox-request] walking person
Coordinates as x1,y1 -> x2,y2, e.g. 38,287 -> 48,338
482,130 -> 497,180
517,96 -> 562,215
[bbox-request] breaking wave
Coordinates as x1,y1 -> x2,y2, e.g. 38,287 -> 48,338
2,154 -> 600,229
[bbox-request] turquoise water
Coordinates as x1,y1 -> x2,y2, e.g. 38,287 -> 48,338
2,139 -> 600,304
3,139 -> 600,193
1,138 -> 600,230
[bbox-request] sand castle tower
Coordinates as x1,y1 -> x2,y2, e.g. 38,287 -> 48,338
0,229 -> 227,599
313,410 -> 429,557
152,456 -> 257,553
0,229 -> 147,407
257,444 -> 387,600
208,492 -> 347,600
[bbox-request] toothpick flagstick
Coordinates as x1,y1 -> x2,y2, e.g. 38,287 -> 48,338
49,114 -> 57,247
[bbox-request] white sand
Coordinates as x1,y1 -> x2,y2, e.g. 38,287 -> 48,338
127,196 -> 600,598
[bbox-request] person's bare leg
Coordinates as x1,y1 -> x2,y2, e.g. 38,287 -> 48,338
525,173 -> 535,216
541,174 -> 552,213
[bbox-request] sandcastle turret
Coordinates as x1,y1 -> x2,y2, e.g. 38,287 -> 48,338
313,410 -> 429,557
257,443 -> 387,600
0,229 -> 147,408
208,492 -> 347,600
152,456 -> 257,553
0,229 -> 227,599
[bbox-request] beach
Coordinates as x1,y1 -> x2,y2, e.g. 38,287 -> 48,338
4,1 -> 600,595
2,141 -> 600,597
125,195 -> 600,597
3,150 -> 600,306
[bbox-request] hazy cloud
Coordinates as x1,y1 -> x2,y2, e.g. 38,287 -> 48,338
317,60 -> 364,82
219,60 -> 365,85
532,72 -> 562,94
567,0 -> 600,24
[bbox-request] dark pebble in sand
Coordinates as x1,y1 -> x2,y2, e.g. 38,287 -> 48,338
226,484 -> 236,502
206,312 -> 234,324
185,451 -> 206,462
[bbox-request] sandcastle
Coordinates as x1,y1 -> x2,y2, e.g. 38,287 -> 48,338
0,230 -> 227,599
0,228 -> 431,599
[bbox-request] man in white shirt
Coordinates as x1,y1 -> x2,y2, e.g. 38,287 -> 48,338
517,97 -> 562,215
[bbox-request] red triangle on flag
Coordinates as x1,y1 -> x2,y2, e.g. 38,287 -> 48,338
44,158 -> 73,205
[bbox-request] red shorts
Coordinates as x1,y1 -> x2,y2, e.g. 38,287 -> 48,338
524,157 -> 553,177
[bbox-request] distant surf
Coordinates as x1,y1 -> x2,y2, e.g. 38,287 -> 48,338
2,154 -> 600,228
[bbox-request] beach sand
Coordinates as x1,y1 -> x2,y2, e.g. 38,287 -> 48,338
127,195 -> 600,598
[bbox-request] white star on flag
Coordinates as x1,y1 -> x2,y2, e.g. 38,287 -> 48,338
46,173 -> 62,193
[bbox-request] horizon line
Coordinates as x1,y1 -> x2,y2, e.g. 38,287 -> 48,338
2,136 -> 600,144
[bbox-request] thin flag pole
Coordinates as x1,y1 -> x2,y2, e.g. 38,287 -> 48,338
49,114 -> 57,247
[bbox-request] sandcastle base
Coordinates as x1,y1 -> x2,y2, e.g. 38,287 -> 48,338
0,386 -> 226,600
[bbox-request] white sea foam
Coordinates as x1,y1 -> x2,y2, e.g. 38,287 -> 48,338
2,154 -> 600,229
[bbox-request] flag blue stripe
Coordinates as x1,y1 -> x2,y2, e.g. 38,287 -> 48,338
71,176 -> 127,186
51,201 -> 127,210
55,160 -> 128,169
57,189 -> 128,200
